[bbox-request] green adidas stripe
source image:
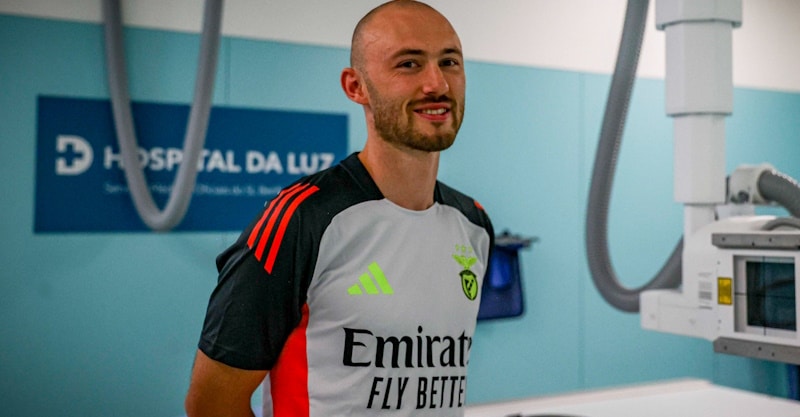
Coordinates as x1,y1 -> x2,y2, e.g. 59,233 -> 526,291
359,273 -> 379,294
347,262 -> 393,295
368,262 -> 393,294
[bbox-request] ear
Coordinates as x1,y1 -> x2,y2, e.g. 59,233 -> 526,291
341,67 -> 369,105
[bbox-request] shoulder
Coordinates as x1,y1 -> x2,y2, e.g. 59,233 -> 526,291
291,152 -> 383,219
435,181 -> 493,231
243,153 -> 382,258
218,153 -> 381,272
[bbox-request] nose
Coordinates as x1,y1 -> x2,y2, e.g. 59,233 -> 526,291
421,64 -> 449,97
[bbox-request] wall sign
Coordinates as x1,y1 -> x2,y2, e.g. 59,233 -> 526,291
35,96 -> 348,232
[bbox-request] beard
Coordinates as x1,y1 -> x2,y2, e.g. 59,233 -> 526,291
365,79 -> 464,152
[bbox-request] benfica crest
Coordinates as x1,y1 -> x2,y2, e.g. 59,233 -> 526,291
452,253 -> 478,300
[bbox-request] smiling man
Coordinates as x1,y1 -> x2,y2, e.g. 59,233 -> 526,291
186,2 -> 493,416
346,0 -> 466,158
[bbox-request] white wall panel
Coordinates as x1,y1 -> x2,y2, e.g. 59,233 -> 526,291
1,0 -> 797,90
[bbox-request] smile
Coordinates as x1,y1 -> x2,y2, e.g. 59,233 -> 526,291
418,108 -> 448,115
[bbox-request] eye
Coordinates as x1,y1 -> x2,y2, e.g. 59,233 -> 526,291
440,58 -> 461,68
397,60 -> 420,69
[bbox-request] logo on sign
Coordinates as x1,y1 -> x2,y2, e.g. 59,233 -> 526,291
55,135 -> 94,175
36,96 -> 348,232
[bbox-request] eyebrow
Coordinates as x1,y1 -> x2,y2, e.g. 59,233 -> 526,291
390,47 -> 463,60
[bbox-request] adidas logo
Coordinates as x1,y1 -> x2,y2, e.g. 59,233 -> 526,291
347,262 -> 393,295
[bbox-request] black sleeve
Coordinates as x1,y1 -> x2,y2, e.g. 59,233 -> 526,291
197,205 -> 311,371
435,181 -> 495,259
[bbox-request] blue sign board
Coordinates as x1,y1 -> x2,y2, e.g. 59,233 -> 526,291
35,96 -> 348,232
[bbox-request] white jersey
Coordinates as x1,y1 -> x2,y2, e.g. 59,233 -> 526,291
200,153 -> 494,417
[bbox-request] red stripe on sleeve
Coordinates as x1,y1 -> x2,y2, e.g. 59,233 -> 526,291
247,209 -> 273,253
247,212 -> 269,251
253,184 -> 310,263
247,183 -> 304,250
264,185 -> 319,274
269,303 -> 310,417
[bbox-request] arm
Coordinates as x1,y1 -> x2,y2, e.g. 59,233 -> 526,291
185,349 -> 268,417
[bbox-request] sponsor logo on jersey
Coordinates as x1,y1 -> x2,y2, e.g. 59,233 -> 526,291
453,245 -> 479,300
347,262 -> 394,295
342,325 -> 472,411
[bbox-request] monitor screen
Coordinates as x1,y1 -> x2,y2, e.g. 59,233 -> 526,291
745,259 -> 796,331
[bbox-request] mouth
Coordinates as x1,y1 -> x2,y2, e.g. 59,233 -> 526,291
418,107 -> 448,115
414,105 -> 451,121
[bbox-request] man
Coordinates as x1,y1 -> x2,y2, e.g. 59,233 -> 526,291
185,1 -> 493,416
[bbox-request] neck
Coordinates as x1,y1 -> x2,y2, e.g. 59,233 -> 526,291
358,139 -> 439,211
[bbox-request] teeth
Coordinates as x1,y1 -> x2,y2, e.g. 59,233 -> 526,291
420,108 -> 447,115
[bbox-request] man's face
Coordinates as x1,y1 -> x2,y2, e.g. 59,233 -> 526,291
359,7 -> 466,152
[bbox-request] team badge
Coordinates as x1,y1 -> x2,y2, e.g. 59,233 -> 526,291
453,247 -> 479,300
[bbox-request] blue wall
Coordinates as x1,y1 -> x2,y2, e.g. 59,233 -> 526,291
2,15 -> 800,417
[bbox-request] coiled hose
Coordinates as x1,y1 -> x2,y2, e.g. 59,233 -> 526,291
102,0 -> 223,231
585,0 -> 684,313
759,170 -> 800,218
586,1 -> 800,313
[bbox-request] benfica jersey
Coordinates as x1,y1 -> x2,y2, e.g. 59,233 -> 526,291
199,153 -> 494,417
